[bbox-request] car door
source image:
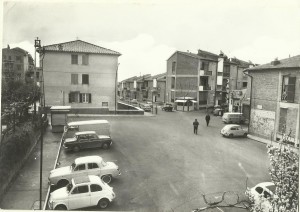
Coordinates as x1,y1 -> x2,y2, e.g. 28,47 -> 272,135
68,185 -> 91,209
236,126 -> 243,136
79,134 -> 90,149
89,184 -> 105,206
87,162 -> 101,176
230,127 -> 236,136
89,134 -> 100,148
73,163 -> 87,177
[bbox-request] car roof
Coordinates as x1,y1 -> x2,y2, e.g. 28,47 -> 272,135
68,120 -> 109,127
75,156 -> 102,164
255,182 -> 275,188
72,175 -> 101,185
75,131 -> 96,135
224,124 -> 241,128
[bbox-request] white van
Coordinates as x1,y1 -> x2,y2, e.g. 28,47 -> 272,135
62,120 -> 110,140
222,112 -> 245,124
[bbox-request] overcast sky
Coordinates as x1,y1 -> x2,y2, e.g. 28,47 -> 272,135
2,0 -> 300,81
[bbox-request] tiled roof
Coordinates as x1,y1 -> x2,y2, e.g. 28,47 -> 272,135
136,74 -> 151,82
43,40 -> 121,55
145,73 -> 166,81
247,55 -> 300,71
177,51 -> 218,62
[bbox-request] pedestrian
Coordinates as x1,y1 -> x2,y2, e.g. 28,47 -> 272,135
205,113 -> 211,126
193,119 -> 199,134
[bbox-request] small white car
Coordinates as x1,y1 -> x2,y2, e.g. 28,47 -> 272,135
220,124 -> 248,138
49,156 -> 120,187
247,182 -> 275,212
48,175 -> 115,210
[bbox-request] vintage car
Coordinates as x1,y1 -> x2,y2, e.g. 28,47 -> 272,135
247,182 -> 275,212
48,175 -> 115,210
63,131 -> 112,151
49,156 -> 121,186
220,124 -> 248,138
140,104 -> 152,112
162,103 -> 173,112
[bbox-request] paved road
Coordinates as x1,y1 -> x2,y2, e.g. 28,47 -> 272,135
55,110 -> 270,212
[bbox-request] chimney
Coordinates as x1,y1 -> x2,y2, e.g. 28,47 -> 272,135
7,44 -> 10,49
271,57 -> 280,65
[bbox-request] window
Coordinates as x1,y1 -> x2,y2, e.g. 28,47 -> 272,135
255,187 -> 263,194
282,76 -> 296,103
72,185 -> 89,194
16,56 -> 22,62
171,77 -> 175,89
74,164 -> 85,171
90,184 -> 102,192
263,191 -> 271,198
71,74 -> 78,84
82,54 -> 89,65
82,74 -> 89,84
201,61 -> 209,71
71,55 -> 78,64
69,92 -> 80,103
88,163 -> 99,169
102,102 -> 108,107
80,93 -> 91,103
242,82 -> 247,88
172,62 -> 176,74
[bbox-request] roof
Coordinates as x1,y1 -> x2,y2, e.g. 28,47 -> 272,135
246,55 -> 300,71
75,156 -> 103,164
223,124 -> 241,128
75,131 -> 96,135
43,39 -> 121,55
145,73 -> 166,81
136,74 -> 152,82
121,76 -> 137,83
67,120 -> 109,126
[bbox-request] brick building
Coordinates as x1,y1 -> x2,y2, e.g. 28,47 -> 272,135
165,50 -> 253,110
2,45 -> 34,82
246,55 -> 300,146
41,40 -> 121,111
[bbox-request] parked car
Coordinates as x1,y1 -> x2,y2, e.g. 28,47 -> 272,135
222,112 -> 245,124
213,108 -> 224,116
63,131 -> 112,151
131,99 -> 138,104
49,155 -> 121,186
247,182 -> 275,212
48,175 -> 115,210
140,104 -> 151,112
220,124 -> 248,138
162,103 -> 173,112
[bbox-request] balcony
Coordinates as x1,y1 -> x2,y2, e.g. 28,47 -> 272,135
199,70 -> 212,76
223,72 -> 230,77
199,85 -> 211,91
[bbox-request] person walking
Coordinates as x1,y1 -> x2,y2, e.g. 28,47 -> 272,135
205,114 -> 211,126
193,119 -> 199,134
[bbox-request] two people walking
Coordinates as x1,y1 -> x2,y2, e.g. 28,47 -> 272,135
193,113 -> 211,134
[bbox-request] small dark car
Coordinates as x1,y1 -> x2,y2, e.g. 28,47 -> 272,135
63,131 -> 112,152
162,103 -> 173,112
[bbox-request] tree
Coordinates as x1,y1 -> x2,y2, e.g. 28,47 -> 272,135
246,132 -> 299,212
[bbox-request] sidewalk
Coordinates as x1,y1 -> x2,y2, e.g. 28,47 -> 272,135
247,134 -> 299,152
0,125 -> 62,210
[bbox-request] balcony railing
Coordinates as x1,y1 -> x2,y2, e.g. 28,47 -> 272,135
199,85 -> 211,91
199,70 -> 212,76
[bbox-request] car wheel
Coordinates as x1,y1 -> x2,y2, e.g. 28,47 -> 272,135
101,175 -> 112,184
102,142 -> 110,150
55,205 -> 67,210
98,198 -> 110,209
229,134 -> 233,138
57,179 -> 69,188
243,133 -> 248,138
73,146 -> 80,152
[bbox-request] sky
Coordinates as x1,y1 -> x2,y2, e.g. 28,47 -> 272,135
1,0 -> 300,81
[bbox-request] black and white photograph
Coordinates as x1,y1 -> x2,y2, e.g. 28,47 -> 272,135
0,0 -> 299,211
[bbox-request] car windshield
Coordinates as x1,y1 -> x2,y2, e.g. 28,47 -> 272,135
101,160 -> 107,166
67,183 -> 73,192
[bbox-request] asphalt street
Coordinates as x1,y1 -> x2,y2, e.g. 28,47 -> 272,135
55,110 -> 271,212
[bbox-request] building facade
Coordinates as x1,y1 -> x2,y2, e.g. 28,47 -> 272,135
41,40 -> 121,111
246,55 -> 300,146
165,50 -> 253,110
2,46 -> 34,82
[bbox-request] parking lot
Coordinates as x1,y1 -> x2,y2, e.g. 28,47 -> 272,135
49,110 -> 270,211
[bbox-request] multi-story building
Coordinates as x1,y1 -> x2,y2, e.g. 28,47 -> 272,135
41,40 -> 121,111
166,50 -> 253,111
246,55 -> 300,146
2,45 -> 34,82
145,73 -> 166,103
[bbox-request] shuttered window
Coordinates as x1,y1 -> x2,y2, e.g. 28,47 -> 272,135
71,55 -> 78,64
82,74 -> 89,84
282,76 -> 296,103
82,54 -> 89,65
71,74 -> 78,84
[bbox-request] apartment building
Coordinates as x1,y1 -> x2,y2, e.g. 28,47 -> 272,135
166,50 -> 253,111
246,55 -> 300,146
41,40 -> 121,111
2,46 -> 34,82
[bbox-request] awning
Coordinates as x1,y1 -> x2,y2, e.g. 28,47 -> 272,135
175,100 -> 197,103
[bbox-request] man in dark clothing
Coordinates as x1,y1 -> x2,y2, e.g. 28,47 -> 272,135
193,119 -> 199,134
205,114 -> 211,126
